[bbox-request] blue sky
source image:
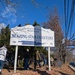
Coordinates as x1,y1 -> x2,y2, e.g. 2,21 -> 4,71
15,0 -> 64,28
0,0 -> 75,39
0,0 -> 64,27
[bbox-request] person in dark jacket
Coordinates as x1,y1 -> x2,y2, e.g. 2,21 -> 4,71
34,50 -> 36,69
23,49 -> 30,70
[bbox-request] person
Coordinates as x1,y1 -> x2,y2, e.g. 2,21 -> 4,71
36,50 -> 41,68
40,53 -> 44,66
0,45 -> 7,75
54,57 -> 57,67
23,49 -> 30,70
18,55 -> 22,68
34,50 -> 36,69
50,57 -> 54,66
43,54 -> 47,66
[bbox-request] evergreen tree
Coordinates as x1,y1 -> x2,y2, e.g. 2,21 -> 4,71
33,21 -> 40,26
0,25 -> 10,46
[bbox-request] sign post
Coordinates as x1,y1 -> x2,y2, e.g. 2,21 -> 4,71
14,45 -> 18,73
10,25 -> 55,72
48,47 -> 51,71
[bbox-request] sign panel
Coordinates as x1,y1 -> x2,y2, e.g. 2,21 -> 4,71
10,25 -> 55,47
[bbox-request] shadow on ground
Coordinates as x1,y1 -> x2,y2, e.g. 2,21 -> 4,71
55,70 -> 70,75
33,69 -> 50,75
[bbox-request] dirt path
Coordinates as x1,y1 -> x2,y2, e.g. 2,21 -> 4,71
2,64 -> 75,75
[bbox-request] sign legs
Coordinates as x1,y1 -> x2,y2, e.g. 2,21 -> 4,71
13,46 -> 51,72
14,45 -> 18,73
48,47 -> 51,71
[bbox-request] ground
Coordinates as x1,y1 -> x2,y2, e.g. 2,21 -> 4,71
2,64 -> 75,75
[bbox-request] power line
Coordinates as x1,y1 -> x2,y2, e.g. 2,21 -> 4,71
66,0 -> 75,38
66,0 -> 69,24
64,0 -> 67,39
69,31 -> 75,40
64,0 -> 75,41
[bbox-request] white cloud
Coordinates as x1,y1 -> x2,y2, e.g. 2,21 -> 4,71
1,5 -> 17,24
0,23 -> 6,28
12,16 -> 17,23
12,18 -> 16,23
0,23 -> 6,32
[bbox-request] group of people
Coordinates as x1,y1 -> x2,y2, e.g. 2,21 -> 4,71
24,49 -> 47,70
18,49 -> 47,70
0,45 -> 47,75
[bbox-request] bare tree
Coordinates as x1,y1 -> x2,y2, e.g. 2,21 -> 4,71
43,8 -> 65,62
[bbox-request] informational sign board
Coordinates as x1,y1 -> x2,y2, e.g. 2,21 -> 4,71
10,25 -> 55,47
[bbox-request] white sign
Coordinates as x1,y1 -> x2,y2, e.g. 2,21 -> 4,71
10,25 -> 55,47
